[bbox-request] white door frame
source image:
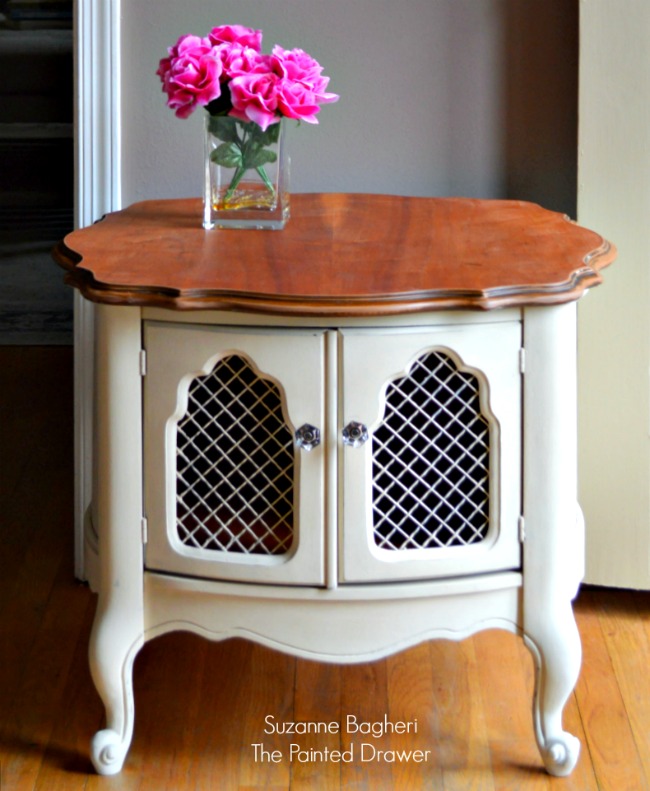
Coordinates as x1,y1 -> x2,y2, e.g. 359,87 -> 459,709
74,0 -> 122,581
577,2 -> 650,589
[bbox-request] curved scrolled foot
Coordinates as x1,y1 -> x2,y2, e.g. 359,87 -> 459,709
540,733 -> 580,777
523,600 -> 582,777
91,728 -> 129,776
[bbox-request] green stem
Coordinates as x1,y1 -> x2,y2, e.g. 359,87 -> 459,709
256,165 -> 276,197
222,122 -> 277,203
224,164 -> 247,203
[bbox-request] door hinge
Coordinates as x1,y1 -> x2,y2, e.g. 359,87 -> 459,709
518,515 -> 526,543
141,517 -> 148,545
519,348 -> 526,374
139,349 -> 147,376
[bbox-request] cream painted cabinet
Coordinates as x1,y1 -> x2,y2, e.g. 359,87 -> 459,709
53,195 -> 614,778
143,320 -> 521,589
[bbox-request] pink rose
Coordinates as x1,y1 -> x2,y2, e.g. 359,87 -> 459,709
157,34 -> 222,118
270,46 -> 339,113
271,46 -> 322,83
275,80 -> 321,124
229,72 -> 281,131
217,44 -> 271,82
208,24 -> 262,51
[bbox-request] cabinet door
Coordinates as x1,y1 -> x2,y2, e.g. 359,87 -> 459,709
339,322 -> 522,583
144,321 -> 326,585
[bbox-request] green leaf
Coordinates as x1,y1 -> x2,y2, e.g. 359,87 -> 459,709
257,122 -> 281,146
211,142 -> 243,168
245,148 -> 277,168
208,116 -> 240,143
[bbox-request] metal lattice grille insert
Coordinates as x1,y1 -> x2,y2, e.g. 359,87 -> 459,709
176,355 -> 294,555
372,351 -> 490,551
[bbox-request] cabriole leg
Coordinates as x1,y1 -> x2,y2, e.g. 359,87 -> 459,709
522,304 -> 583,777
89,617 -> 142,774
524,608 -> 581,776
90,303 -> 145,774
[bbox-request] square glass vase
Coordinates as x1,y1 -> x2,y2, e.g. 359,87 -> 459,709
203,114 -> 290,230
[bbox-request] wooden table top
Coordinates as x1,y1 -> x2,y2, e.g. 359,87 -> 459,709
53,193 -> 615,316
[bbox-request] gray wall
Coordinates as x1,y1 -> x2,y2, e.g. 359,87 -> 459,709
122,0 -> 578,216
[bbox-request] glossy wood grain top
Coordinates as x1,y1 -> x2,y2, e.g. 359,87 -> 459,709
53,194 -> 615,315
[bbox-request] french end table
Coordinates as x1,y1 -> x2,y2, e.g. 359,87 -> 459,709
54,193 -> 614,776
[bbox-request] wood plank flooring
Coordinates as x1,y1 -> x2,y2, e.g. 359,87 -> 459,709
1,346 -> 649,790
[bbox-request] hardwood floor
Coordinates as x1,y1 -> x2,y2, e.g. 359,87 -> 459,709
1,346 -> 649,790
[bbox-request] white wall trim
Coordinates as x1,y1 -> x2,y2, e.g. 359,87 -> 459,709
76,0 -> 122,223
73,0 -> 122,580
577,2 -> 650,589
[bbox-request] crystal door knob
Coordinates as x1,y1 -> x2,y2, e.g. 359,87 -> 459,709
295,424 -> 320,451
342,421 -> 369,447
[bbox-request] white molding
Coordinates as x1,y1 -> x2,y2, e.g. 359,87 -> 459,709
73,0 -> 122,580
76,0 -> 121,223
577,2 -> 650,589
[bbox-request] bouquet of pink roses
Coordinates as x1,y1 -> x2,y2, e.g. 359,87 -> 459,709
157,24 -> 338,128
157,24 -> 338,218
